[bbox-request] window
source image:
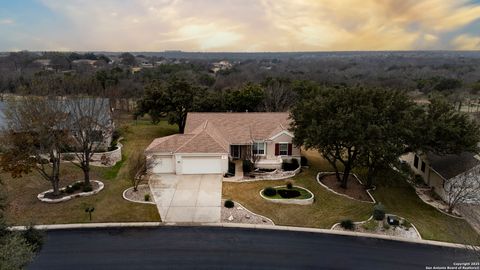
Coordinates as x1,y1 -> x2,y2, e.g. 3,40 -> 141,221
253,142 -> 265,155
413,155 -> 419,168
421,161 -> 426,172
279,143 -> 289,155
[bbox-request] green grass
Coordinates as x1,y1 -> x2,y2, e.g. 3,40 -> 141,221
2,116 -> 178,225
223,150 -> 372,229
224,149 -> 480,244
102,154 -> 126,180
262,186 -> 313,200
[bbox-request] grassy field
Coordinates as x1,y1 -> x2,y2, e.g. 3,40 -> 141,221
2,117 -> 178,225
224,149 -> 480,244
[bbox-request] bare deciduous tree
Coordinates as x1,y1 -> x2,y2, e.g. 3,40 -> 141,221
128,151 -> 147,192
444,166 -> 480,214
65,97 -> 113,187
0,96 -> 68,196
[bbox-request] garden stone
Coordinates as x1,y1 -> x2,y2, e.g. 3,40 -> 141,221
228,215 -> 234,221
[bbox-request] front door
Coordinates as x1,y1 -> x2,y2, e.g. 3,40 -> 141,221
230,145 -> 241,159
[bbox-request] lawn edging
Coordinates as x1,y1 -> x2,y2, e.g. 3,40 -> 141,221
259,185 -> 314,205
8,222 -> 472,249
122,185 -> 156,205
330,214 -> 422,240
37,180 -> 105,203
316,172 -> 376,203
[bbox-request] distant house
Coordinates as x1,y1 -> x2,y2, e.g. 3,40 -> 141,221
0,97 -> 115,151
145,112 -> 301,175
401,152 -> 480,201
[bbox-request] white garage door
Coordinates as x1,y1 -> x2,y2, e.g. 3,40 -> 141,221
181,156 -> 223,174
151,156 -> 174,174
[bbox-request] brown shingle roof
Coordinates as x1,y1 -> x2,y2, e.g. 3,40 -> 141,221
145,112 -> 292,154
185,112 -> 291,144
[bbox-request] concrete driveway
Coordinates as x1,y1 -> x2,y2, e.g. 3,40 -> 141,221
149,174 -> 222,223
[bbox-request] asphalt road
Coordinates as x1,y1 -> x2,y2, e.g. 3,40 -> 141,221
29,226 -> 477,270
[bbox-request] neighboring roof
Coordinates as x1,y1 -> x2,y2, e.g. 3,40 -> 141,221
427,152 -> 480,180
0,97 -> 112,131
146,112 -> 292,155
184,112 -> 291,144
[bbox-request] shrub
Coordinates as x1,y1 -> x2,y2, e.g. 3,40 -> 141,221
300,156 -> 308,166
263,187 -> 277,197
373,203 -> 386,221
72,182 -> 83,191
414,174 -> 424,185
144,194 -> 150,201
277,189 -> 301,198
82,184 -> 93,192
65,185 -> 75,194
340,219 -> 355,230
401,219 -> 411,230
228,161 -> 235,175
224,200 -> 234,208
22,226 -> 44,252
282,158 -> 300,171
286,182 -> 293,189
383,222 -> 390,230
242,160 -> 254,173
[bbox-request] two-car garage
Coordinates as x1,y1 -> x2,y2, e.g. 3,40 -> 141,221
149,154 -> 227,175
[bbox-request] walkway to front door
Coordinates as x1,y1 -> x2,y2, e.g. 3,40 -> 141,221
149,174 -> 222,223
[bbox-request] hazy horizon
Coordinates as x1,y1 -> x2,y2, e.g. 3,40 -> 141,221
1,0 -> 480,52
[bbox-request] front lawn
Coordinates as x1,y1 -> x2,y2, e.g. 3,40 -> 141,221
2,117 -> 178,225
224,149 -> 480,244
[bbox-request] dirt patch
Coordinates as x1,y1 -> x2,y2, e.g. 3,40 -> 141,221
319,174 -> 373,202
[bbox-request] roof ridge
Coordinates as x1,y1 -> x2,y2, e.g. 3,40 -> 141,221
173,132 -> 202,153
203,121 -> 229,152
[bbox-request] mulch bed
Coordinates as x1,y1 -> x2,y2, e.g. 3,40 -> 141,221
319,174 -> 373,202
43,181 -> 100,199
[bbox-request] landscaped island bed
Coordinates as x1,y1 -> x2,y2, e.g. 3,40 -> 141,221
261,186 -> 312,200
318,173 -> 373,202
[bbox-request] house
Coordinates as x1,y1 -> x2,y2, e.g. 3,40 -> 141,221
401,152 -> 480,200
0,97 -> 115,152
145,112 -> 301,175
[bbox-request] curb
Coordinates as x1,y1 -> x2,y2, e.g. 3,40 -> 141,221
7,222 -> 473,250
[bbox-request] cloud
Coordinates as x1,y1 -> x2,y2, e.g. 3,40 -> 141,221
8,0 -> 480,51
452,35 -> 480,50
0,19 -> 14,25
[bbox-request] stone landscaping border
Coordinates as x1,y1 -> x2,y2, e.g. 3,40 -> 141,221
223,200 -> 275,225
224,166 -> 301,183
61,141 -> 123,167
259,185 -> 314,205
330,214 -> 422,240
412,186 -> 464,219
122,185 -> 156,205
316,172 -> 376,203
37,180 -> 104,203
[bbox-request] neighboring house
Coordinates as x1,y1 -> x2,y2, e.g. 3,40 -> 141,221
0,97 -> 114,152
401,152 -> 480,201
145,112 -> 301,175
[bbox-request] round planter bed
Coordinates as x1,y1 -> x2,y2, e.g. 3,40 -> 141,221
37,180 -> 104,203
123,185 -> 155,205
260,185 -> 314,205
